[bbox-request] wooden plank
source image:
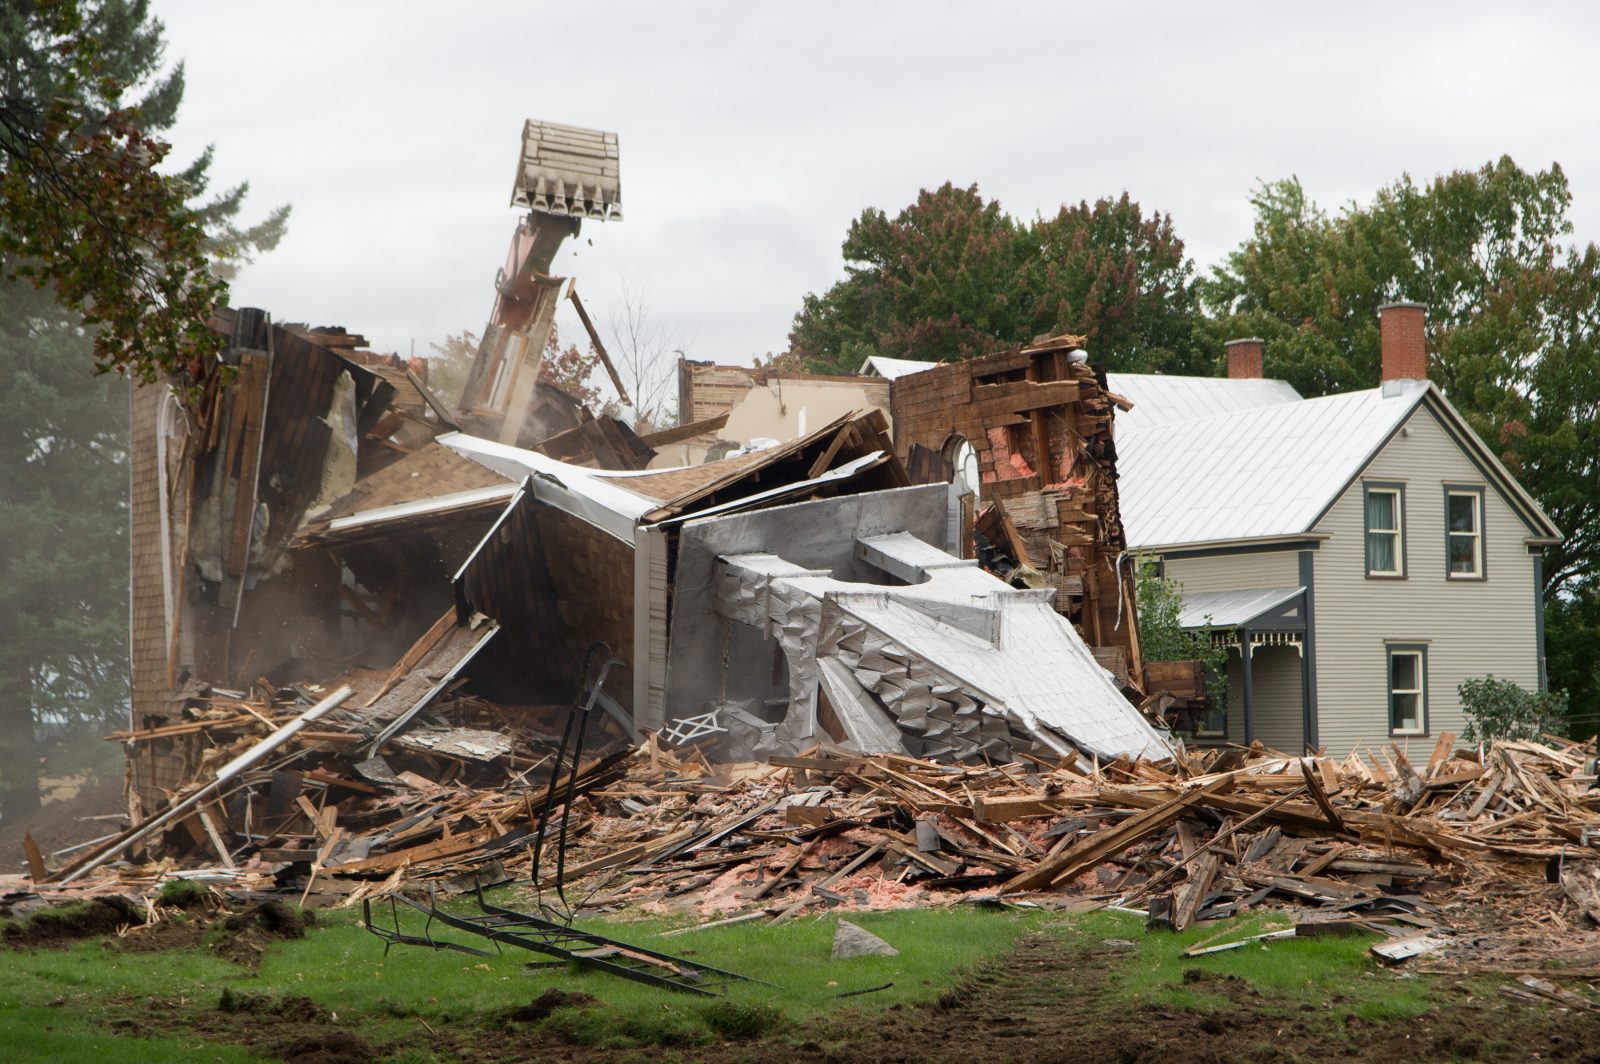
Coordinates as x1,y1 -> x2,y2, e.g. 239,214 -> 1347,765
1172,851 -> 1222,932
971,794 -> 1069,822
566,284 -> 630,405
637,413 -> 730,449
1004,778 -> 1229,893
23,832 -> 46,882
1300,759 -> 1346,833
1426,732 -> 1457,777
971,379 -> 1081,412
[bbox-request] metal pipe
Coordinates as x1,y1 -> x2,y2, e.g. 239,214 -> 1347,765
56,686 -> 353,885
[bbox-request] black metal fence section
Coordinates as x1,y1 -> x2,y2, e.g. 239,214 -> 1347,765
362,885 -> 776,997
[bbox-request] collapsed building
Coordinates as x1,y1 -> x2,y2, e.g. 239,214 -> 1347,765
91,118 -> 1176,888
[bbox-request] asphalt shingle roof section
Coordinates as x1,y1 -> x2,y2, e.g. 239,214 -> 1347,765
1116,380 -> 1429,550
1106,373 -> 1303,430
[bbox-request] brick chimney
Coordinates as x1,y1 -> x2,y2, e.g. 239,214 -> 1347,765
1225,338 -> 1264,380
1378,302 -> 1427,381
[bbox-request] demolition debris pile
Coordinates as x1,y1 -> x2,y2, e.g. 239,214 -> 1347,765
20,721 -> 1600,974
487,732 -> 1600,946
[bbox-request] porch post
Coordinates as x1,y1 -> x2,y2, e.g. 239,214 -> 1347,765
1239,627 -> 1255,744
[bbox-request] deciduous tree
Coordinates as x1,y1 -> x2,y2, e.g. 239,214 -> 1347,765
788,183 -> 1202,375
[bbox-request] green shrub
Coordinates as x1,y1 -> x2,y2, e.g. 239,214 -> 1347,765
1133,556 -> 1229,710
1458,675 -> 1568,742
700,1000 -> 783,1040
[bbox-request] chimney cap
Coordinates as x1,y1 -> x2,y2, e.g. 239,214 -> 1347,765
1224,337 -> 1265,348
1376,301 -> 1425,313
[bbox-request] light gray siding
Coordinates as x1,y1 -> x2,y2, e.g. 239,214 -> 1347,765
1218,643 -> 1304,751
1310,406 -> 1541,756
1165,550 -> 1300,596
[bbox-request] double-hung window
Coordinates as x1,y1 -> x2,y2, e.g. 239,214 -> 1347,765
1445,487 -> 1484,578
1364,483 -> 1405,577
1387,645 -> 1427,735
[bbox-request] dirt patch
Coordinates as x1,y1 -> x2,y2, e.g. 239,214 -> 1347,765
2,895 -> 143,946
100,899 -> 316,969
755,935 -> 1600,1064
109,988 -> 380,1064
276,1031 -> 379,1064
213,900 -> 317,968
107,915 -> 212,955
507,988 -> 599,1023
219,988 -> 329,1023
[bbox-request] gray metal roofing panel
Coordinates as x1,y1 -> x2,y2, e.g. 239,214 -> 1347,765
1117,381 -> 1428,549
1106,373 -> 1303,430
1177,586 -> 1303,629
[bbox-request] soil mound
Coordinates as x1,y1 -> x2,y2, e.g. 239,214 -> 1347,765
214,900 -> 316,967
2,895 -> 143,946
507,988 -> 599,1022
276,1031 -> 378,1064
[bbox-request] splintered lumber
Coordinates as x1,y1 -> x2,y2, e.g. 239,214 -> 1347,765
1004,778 -> 1230,892
1301,759 -> 1345,833
1172,851 -> 1222,932
23,832 -> 47,882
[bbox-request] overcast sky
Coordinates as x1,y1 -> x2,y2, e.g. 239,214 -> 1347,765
157,1 -> 1600,376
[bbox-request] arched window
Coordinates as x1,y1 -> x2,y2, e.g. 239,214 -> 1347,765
941,435 -> 980,558
942,434 -> 979,499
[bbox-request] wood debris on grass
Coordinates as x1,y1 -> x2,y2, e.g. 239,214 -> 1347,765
14,725 -> 1600,976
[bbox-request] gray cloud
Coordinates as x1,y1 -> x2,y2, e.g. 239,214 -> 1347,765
158,0 -> 1600,367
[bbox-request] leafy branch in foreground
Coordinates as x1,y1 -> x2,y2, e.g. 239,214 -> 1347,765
0,0 -> 225,385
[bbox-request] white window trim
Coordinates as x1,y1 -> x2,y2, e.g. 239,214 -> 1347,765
1366,486 -> 1404,577
1446,490 -> 1483,579
1388,648 -> 1427,736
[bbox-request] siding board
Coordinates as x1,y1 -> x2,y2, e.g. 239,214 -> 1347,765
1311,407 -> 1539,755
1165,551 -> 1300,595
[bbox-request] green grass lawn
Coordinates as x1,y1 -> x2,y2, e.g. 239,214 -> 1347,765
1065,910 -> 1436,1023
9,888 -> 1541,1063
1,892 -> 1049,1060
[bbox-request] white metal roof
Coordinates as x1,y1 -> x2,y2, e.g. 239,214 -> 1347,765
1106,373 -> 1302,431
1177,586 -> 1303,629
858,355 -> 940,380
321,484 -> 520,535
1117,381 -> 1429,550
438,430 -> 658,541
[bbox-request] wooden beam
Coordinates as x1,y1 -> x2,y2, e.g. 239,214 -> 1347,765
567,283 -> 630,405
637,412 -> 729,448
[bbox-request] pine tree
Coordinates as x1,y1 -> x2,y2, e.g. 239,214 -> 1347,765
0,0 -> 286,821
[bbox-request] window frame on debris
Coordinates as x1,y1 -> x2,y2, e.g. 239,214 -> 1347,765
1386,642 -> 1428,737
1363,481 -> 1407,579
1443,484 -> 1486,581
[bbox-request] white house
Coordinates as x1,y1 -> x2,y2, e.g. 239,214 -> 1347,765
1111,303 -> 1562,756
